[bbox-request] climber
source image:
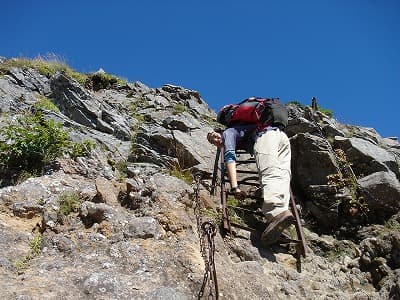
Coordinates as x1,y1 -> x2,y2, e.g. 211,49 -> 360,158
208,97 -> 294,246
207,125 -> 255,200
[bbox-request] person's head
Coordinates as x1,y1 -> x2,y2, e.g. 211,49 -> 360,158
348,203 -> 360,217
207,130 -> 223,147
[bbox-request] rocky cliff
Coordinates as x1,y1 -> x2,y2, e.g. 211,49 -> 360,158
0,58 -> 399,299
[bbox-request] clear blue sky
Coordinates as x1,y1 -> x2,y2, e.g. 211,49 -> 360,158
2,1 -> 399,138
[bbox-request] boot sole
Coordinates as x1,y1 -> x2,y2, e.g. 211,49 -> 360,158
261,214 -> 294,246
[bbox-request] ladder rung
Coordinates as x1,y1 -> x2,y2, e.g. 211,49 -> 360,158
236,160 -> 256,164
239,175 -> 258,179
236,170 -> 258,174
224,178 -> 259,186
237,181 -> 259,187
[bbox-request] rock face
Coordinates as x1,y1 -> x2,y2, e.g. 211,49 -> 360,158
0,60 -> 399,299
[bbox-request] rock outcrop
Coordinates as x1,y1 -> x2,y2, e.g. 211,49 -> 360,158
0,59 -> 399,299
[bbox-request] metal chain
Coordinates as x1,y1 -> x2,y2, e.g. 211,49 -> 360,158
201,222 -> 218,299
193,173 -> 219,300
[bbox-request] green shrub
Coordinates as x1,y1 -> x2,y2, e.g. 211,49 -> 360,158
320,108 -> 333,118
0,112 -> 69,176
34,95 -> 60,113
86,72 -> 126,91
58,192 -> 82,216
385,218 -> 400,231
13,234 -> 43,271
29,235 -> 43,256
173,103 -> 186,115
69,140 -> 96,159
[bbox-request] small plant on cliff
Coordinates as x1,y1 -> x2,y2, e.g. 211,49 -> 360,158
29,234 -> 43,256
115,160 -> 128,179
226,196 -> 245,224
319,107 -> 333,118
172,103 -> 186,115
58,192 -> 82,216
326,240 -> 358,262
34,94 -> 60,113
85,72 -> 126,91
384,217 -> 400,231
68,139 -> 96,159
327,149 -> 369,218
129,96 -> 148,121
203,208 -> 222,226
13,234 -> 43,272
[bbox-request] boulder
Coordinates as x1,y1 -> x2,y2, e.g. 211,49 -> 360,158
335,136 -> 399,178
358,171 -> 400,222
291,133 -> 340,191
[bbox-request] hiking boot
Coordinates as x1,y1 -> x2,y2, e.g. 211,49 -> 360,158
261,210 -> 294,246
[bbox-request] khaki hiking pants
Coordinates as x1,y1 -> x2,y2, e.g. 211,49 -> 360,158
254,129 -> 291,222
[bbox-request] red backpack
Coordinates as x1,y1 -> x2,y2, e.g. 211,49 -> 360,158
216,97 -> 288,128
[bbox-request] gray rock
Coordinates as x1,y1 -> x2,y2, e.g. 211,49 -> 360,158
123,217 -> 163,239
144,286 -> 191,300
51,235 -> 76,253
342,125 -> 383,145
126,81 -> 151,94
12,201 -> 43,218
358,171 -> 400,221
82,272 -> 118,295
79,201 -> 115,225
286,116 -> 320,137
0,76 -> 41,114
50,72 -> 100,129
145,94 -> 170,108
6,67 -> 50,94
335,136 -> 399,178
291,133 -> 340,191
96,118 -> 114,134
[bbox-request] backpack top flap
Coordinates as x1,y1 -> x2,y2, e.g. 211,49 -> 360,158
230,98 -> 264,125
216,97 -> 288,128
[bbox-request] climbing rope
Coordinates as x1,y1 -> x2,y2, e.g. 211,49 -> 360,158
193,173 -> 219,300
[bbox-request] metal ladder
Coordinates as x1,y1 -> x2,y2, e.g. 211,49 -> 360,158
213,147 -> 307,258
